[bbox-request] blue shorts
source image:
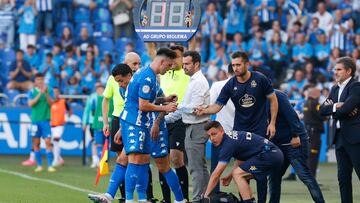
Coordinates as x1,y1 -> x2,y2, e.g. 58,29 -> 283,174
150,128 -> 169,158
31,121 -> 51,139
239,145 -> 284,181
94,130 -> 105,145
120,120 -> 150,155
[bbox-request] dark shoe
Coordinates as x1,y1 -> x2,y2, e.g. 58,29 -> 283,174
283,173 -> 297,181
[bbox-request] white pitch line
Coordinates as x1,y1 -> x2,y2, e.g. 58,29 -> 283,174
0,168 -> 98,194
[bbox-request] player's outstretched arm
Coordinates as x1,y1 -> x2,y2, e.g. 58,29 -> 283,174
204,162 -> 227,198
195,104 -> 223,116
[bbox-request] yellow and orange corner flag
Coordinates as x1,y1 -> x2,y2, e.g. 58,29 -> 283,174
95,131 -> 110,185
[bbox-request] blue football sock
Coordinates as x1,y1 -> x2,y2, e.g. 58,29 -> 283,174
96,146 -> 103,159
125,163 -> 138,201
107,163 -> 127,198
136,163 -> 149,201
46,150 -> 54,167
35,150 -> 42,166
163,169 -> 184,201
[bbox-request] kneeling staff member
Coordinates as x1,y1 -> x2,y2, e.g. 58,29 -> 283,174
203,121 -> 283,203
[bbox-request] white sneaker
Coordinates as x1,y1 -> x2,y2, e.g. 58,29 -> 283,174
88,193 -> 113,203
174,200 -> 186,203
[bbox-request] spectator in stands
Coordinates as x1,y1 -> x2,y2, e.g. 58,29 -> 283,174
200,2 -> 223,63
109,0 -> 134,39
76,26 -> 97,58
64,75 -> 81,95
25,44 -> 40,72
352,49 -> 360,76
287,0 -> 308,32
330,10 -> 349,54
312,2 -> 333,36
307,17 -> 324,45
38,53 -> 60,88
254,0 -> 276,30
327,47 -> 341,73
7,49 -> 33,91
227,32 -> 247,55
0,0 -> 15,47
118,42 -> 134,63
273,0 -> 289,30
18,0 -> 37,51
79,50 -> 100,93
354,0 -> 360,29
314,30 -> 331,69
86,43 -> 99,57
286,69 -> 308,101
337,0 -> 352,21
247,28 -> 268,71
52,43 -> 64,66
248,15 -> 261,39
288,21 -> 302,46
55,0 -> 73,22
265,20 -> 287,43
60,26 -> 73,49
224,0 -> 246,41
292,32 -> 313,69
304,62 -> 318,84
36,0 -> 53,34
61,45 -> 79,88
268,31 -> 288,83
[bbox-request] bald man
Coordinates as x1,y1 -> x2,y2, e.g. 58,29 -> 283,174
124,52 -> 141,72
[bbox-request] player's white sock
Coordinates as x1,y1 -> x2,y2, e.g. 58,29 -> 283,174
29,151 -> 35,161
53,140 -> 60,163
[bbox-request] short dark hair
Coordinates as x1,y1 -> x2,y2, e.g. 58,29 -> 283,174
231,51 -> 249,63
204,120 -> 223,131
34,73 -> 44,78
112,63 -> 133,77
46,53 -> 53,58
54,42 -> 62,49
228,63 -> 234,75
336,56 -> 356,77
156,47 -> 177,59
183,50 -> 201,64
16,49 -> 24,54
65,45 -> 73,53
27,44 -> 36,49
170,45 -> 184,53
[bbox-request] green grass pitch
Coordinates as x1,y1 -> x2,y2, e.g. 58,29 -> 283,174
0,155 -> 359,203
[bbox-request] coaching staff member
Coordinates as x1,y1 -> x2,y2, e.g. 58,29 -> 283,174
320,56 -> 360,203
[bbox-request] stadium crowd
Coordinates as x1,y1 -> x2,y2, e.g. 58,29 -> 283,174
0,0 -> 359,105
2,0 -> 360,203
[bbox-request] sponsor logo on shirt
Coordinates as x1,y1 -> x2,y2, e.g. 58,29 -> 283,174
239,94 -> 256,108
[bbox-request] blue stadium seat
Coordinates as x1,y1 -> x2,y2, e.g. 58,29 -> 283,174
37,35 -> 55,50
15,0 -> 25,9
92,8 -> 111,23
75,22 -> 94,38
74,6 -> 90,23
96,37 -> 114,58
56,22 -> 74,38
0,48 -> 15,70
94,23 -> 113,38
94,0 -> 109,8
115,37 -> 132,53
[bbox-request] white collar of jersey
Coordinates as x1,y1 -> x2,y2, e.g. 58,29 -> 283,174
337,77 -> 352,88
190,70 -> 202,80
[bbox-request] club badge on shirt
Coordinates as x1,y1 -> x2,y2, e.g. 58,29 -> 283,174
142,85 -> 150,94
251,80 -> 257,88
